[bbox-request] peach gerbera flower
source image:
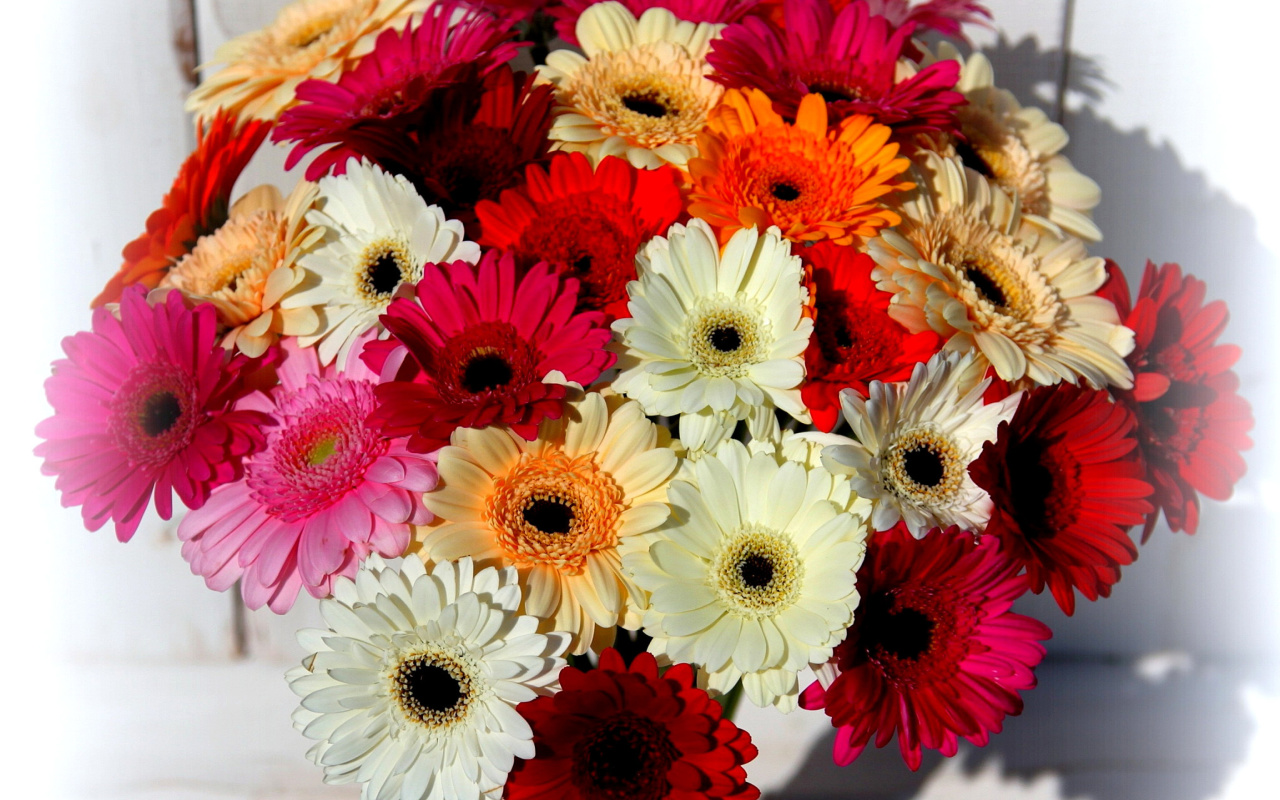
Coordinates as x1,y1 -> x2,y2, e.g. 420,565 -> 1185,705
688,88 -> 913,245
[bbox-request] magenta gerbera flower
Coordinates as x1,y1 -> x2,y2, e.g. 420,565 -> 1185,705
362,249 -> 616,453
801,524 -> 1051,770
708,0 -> 964,134
35,287 -> 267,542
177,335 -> 437,613
273,0 -> 524,179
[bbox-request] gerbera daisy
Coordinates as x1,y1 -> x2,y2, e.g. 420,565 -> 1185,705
506,649 -> 760,800
364,250 -> 616,452
1097,261 -> 1253,537
821,351 -> 1021,536
93,111 -> 269,307
859,0 -> 992,39
801,524 -> 1051,770
287,555 -> 568,800
687,89 -> 912,245
273,0 -> 525,180
870,152 -> 1133,387
185,0 -> 428,122
35,288 -> 267,542
802,242 -> 942,432
474,152 -> 684,320
551,0 -> 765,45
707,0 -> 965,135
537,2 -> 727,169
927,45 -> 1102,241
623,438 -> 870,711
177,335 -> 437,612
611,220 -> 813,425
158,181 -> 323,358
970,382 -> 1151,615
277,159 -> 480,366
419,390 -> 680,654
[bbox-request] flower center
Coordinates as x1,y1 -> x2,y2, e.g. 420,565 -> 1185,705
957,105 -> 1050,217
854,587 -> 977,688
713,526 -> 803,617
417,123 -> 527,214
356,238 -> 415,306
389,650 -> 474,730
621,91 -> 670,118
684,297 -> 769,378
461,350 -> 514,394
771,182 -> 801,202
436,322 -> 538,402
486,451 -> 625,574
953,137 -> 995,179
307,435 -> 338,466
573,712 -> 678,800
962,261 -> 1010,309
1006,435 -> 1081,541
883,428 -> 965,507
110,361 -> 199,467
286,14 -> 337,50
140,391 -> 183,437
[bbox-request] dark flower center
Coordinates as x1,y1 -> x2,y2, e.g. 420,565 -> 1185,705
406,663 -> 462,713
391,653 -> 472,728
964,264 -> 1008,308
461,352 -> 514,394
903,445 -> 945,488
771,182 -> 801,202
572,253 -> 594,274
367,253 -> 404,295
622,92 -> 670,118
861,592 -> 935,662
708,326 -> 742,352
738,553 -> 775,588
954,138 -> 994,178
574,713 -> 678,800
808,84 -> 855,104
524,497 -> 575,535
140,391 -> 183,437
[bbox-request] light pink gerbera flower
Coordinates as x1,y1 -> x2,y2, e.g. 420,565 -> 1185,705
35,287 -> 267,542
178,334 -> 437,612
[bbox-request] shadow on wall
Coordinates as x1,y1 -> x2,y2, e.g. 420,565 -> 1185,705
772,33 -> 1277,800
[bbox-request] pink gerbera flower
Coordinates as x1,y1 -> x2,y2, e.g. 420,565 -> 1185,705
273,0 -> 524,179
549,0 -> 767,45
362,249 -> 616,453
35,287 -> 267,542
801,524 -> 1051,770
177,335 -> 437,612
708,0 -> 964,135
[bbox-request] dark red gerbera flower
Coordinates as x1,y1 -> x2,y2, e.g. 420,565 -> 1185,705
94,110 -> 269,307
506,648 -> 759,800
970,382 -> 1153,614
801,242 -> 942,431
273,0 -> 524,179
475,152 -> 683,321
550,0 -> 766,45
707,0 -> 964,135
1097,260 -> 1253,538
362,249 -> 615,452
801,524 -> 1051,770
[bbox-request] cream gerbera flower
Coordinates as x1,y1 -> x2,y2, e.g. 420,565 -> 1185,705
931,44 -> 1102,242
821,351 -> 1021,536
623,438 -> 870,712
612,220 -> 812,435
186,0 -> 427,123
287,555 -> 567,800
159,181 -> 322,357
537,2 -> 725,169
870,152 -> 1133,388
419,390 -> 681,655
279,160 -> 479,366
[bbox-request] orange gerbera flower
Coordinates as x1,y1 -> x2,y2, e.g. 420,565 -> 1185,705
688,88 -> 912,245
92,111 -> 269,308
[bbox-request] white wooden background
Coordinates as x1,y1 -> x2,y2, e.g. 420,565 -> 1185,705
4,1 -> 1278,798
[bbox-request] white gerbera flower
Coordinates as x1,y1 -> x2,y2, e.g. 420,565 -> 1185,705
287,555 -> 568,800
622,439 -> 869,712
279,160 -> 480,365
870,152 -> 1133,389
821,351 -> 1021,537
612,219 -> 812,428
538,2 -> 725,169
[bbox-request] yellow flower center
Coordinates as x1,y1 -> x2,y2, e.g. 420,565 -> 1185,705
387,648 -> 476,731
683,296 -> 770,378
882,427 -> 966,507
356,237 -> 415,307
712,526 -> 803,618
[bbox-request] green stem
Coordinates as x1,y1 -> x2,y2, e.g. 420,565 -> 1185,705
717,681 -> 744,721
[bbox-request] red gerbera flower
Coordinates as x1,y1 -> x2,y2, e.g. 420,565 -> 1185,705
970,383 -> 1153,614
550,0 -> 766,45
801,524 -> 1051,770
1097,260 -> 1253,538
273,0 -> 524,180
802,242 -> 942,431
35,288 -> 268,541
506,649 -> 759,800
362,249 -> 615,452
94,111 -> 268,307
707,0 -> 964,135
475,152 -> 683,321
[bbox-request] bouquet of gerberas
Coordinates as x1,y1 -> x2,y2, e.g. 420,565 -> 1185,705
35,0 -> 1256,797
